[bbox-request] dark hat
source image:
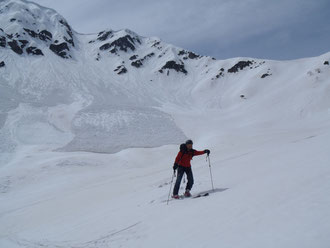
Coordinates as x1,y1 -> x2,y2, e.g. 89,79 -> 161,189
185,139 -> 193,145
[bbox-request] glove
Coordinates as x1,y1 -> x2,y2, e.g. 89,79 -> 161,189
204,149 -> 210,155
173,163 -> 179,171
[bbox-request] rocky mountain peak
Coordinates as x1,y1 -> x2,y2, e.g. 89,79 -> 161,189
0,0 -> 76,58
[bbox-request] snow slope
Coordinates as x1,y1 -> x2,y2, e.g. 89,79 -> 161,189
1,0 -> 330,247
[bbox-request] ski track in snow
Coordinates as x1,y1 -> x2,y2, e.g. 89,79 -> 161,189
10,221 -> 142,248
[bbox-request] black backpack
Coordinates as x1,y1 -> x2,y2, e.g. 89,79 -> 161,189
180,143 -> 187,153
179,143 -> 195,160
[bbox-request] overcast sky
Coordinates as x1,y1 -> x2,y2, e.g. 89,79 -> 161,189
33,0 -> 330,60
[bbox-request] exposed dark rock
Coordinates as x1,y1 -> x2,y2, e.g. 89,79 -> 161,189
10,18 -> 16,22
66,29 -> 73,39
64,36 -> 74,47
0,36 -> 6,47
131,53 -> 154,68
8,40 -> 23,54
59,19 -> 74,47
99,35 -> 140,53
89,31 -> 113,44
131,60 -> 143,68
178,50 -> 200,59
23,28 -> 38,38
19,40 -> 28,49
59,19 -> 73,38
39,30 -> 52,41
129,55 -> 138,60
49,42 -> 70,58
26,46 -> 43,55
324,61 -> 329,65
23,28 -> 53,42
216,73 -> 223,78
97,31 -> 113,41
0,61 -> 5,67
261,73 -> 271,78
228,61 -> 253,73
144,53 -> 154,59
95,52 -> 101,61
159,60 -> 187,75
114,65 -> 127,74
118,67 -> 127,74
240,95 -> 246,99
99,43 -> 111,50
152,41 -> 161,47
188,51 -> 200,59
178,50 -> 185,56
214,68 -> 225,79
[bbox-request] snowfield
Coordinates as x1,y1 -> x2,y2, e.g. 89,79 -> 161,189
1,109 -> 330,248
1,0 -> 330,247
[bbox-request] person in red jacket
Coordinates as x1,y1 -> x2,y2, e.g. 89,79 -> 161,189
172,139 -> 210,198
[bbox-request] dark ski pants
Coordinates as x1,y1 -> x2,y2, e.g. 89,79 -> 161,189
173,166 -> 194,195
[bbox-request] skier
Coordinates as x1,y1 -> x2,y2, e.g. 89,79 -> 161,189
172,139 -> 210,199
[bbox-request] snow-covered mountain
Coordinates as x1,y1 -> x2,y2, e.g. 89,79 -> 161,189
1,0 -> 330,247
1,0 -> 330,157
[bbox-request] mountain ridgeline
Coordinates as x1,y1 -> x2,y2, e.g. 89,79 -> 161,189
1,0 -> 280,76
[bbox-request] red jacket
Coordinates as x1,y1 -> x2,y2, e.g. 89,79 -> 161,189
174,149 -> 205,167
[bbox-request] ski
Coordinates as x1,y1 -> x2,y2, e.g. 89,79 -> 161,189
173,192 -> 209,200
164,192 -> 210,203
193,192 -> 209,198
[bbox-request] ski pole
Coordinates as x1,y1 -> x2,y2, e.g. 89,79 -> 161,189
207,155 -> 215,191
167,171 -> 175,205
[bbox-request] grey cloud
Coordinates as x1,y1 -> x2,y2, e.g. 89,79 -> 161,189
32,0 -> 330,60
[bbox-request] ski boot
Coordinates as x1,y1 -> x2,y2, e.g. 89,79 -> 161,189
184,190 -> 192,197
172,195 -> 180,199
